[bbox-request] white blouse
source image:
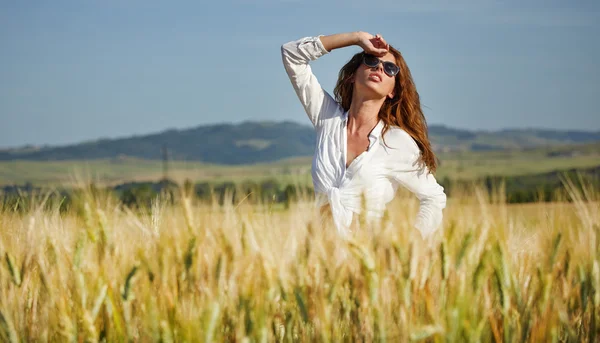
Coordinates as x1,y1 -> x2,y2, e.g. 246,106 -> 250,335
281,35 -> 447,239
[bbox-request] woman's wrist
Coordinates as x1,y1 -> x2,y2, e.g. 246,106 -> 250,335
352,31 -> 364,45
319,31 -> 363,52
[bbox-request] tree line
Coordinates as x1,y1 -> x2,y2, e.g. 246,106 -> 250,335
2,165 -> 598,214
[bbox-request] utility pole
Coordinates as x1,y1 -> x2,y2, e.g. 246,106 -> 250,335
161,144 -> 169,182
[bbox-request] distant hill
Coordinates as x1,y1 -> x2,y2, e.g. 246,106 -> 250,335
1,121 -> 599,165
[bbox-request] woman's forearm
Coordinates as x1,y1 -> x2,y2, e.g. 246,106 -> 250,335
318,32 -> 361,53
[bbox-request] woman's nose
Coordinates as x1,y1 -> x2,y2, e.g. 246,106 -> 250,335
371,63 -> 383,73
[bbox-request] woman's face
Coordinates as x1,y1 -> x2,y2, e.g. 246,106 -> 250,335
353,52 -> 397,100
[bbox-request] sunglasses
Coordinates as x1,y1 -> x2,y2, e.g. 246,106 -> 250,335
362,54 -> 400,77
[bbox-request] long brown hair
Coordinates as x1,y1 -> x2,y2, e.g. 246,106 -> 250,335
333,46 -> 438,174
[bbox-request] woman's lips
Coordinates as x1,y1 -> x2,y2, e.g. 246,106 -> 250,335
368,73 -> 382,82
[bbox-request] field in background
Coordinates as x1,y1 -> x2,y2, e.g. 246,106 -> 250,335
0,156 -> 314,187
0,178 -> 598,341
1,141 -> 599,187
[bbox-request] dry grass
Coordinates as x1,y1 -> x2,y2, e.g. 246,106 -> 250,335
0,177 -> 598,342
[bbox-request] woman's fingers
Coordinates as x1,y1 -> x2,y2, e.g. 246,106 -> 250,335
361,32 -> 389,55
372,34 -> 389,52
377,36 -> 389,50
381,38 -> 389,50
368,43 -> 387,56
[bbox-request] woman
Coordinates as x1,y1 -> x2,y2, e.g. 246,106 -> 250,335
281,31 -> 446,239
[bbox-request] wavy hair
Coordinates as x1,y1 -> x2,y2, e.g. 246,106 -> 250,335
333,46 -> 438,174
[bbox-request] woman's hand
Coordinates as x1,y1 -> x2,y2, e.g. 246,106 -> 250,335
318,32 -> 389,54
355,32 -> 390,57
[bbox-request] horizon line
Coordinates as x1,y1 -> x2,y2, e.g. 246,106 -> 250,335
1,119 -> 599,151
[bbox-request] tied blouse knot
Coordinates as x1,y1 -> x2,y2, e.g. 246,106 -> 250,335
281,34 -> 447,239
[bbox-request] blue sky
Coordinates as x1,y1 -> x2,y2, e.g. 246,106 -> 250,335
1,0 -> 599,148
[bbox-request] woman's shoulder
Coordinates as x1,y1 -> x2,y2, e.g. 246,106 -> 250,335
381,126 -> 420,155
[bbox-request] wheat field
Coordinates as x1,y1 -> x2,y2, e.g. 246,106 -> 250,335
0,177 -> 598,342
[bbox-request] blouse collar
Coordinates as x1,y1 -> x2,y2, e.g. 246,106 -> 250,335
342,110 -> 385,140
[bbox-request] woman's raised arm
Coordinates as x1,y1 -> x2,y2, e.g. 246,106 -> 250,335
320,31 -> 389,55
280,35 -> 340,128
280,32 -> 389,129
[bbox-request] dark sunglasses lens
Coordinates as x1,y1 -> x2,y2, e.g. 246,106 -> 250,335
383,62 -> 399,76
364,54 -> 379,67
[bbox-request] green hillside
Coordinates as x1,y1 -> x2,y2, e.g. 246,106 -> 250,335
1,141 -> 598,187
1,121 -> 599,165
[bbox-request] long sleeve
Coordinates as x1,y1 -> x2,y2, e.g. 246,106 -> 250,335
281,35 -> 341,129
394,162 -> 447,238
384,129 -> 447,238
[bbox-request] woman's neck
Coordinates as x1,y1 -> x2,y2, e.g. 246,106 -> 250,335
347,96 -> 384,135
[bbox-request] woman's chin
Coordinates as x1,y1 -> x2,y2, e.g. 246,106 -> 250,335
358,83 -> 386,98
